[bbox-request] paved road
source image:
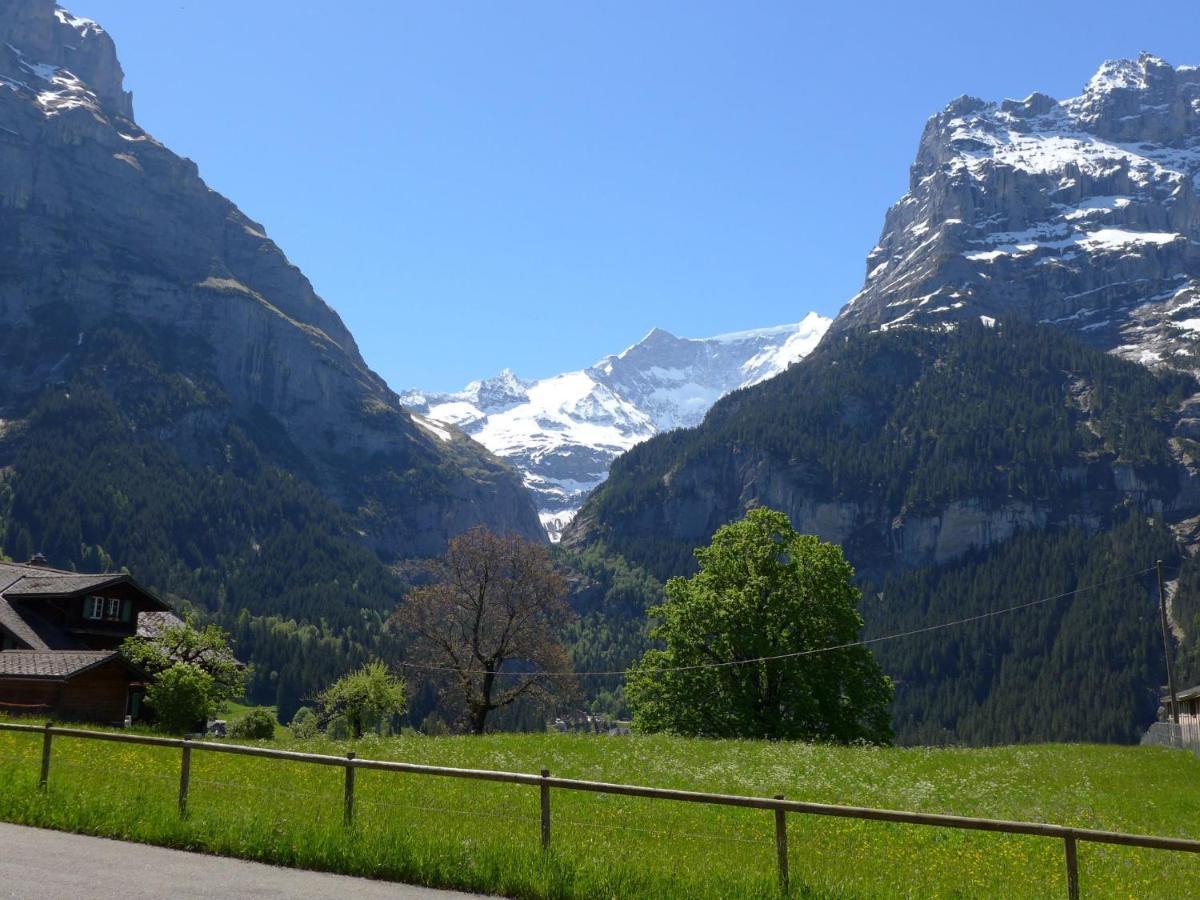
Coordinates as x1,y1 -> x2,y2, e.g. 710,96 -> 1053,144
0,823 -> 480,899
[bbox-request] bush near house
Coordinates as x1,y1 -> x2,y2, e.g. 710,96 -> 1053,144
228,707 -> 277,740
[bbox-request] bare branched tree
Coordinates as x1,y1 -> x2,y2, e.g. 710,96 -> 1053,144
392,528 -> 577,734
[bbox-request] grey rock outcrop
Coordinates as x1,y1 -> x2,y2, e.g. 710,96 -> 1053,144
0,3 -> 543,556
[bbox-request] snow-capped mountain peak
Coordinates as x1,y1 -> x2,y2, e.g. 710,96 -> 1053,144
831,53 -> 1200,369
403,315 -> 832,540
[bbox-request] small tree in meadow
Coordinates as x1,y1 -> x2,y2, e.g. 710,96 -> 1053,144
316,661 -> 407,739
290,706 -> 319,739
123,619 -> 244,734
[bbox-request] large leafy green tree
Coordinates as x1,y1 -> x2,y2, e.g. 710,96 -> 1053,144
626,508 -> 893,743
122,620 -> 245,703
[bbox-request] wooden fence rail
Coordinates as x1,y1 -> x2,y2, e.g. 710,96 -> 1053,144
3,721 -> 1199,898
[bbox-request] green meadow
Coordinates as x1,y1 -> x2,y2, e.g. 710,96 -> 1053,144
0,721 -> 1197,898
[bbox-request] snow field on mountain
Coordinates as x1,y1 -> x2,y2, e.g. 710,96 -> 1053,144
403,315 -> 832,538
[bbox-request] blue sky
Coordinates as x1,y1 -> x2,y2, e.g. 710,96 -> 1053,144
74,1 -> 1199,391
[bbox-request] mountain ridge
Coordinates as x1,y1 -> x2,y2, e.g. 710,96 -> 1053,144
402,313 -> 831,539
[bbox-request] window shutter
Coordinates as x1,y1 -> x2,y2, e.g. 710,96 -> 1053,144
121,600 -> 133,624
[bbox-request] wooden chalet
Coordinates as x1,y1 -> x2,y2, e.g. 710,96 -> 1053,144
1164,685 -> 1200,747
0,556 -> 172,723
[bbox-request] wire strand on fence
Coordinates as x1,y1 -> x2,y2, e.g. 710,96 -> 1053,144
555,813 -> 767,846
33,756 -> 181,786
182,778 -> 335,827
190,775 -> 335,802
358,794 -> 543,827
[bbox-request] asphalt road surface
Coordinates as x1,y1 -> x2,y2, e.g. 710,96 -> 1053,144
0,823 -> 481,899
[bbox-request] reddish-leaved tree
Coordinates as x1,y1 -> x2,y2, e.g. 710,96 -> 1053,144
393,528 -> 577,734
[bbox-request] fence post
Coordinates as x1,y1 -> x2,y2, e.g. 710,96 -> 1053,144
38,722 -> 52,790
774,794 -> 789,896
344,752 -> 356,827
540,768 -> 551,851
178,739 -> 192,818
1064,835 -> 1079,900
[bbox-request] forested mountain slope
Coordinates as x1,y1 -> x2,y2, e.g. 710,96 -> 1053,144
568,321 -> 1198,581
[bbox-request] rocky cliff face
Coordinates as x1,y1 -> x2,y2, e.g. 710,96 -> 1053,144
0,0 -> 132,118
402,315 -> 830,540
0,2 -> 542,556
832,54 -> 1200,369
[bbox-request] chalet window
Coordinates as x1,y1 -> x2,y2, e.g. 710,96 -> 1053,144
83,596 -> 127,623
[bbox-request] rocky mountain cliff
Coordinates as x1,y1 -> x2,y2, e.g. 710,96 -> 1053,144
0,1 -> 542,559
832,53 -> 1200,369
402,314 -> 830,539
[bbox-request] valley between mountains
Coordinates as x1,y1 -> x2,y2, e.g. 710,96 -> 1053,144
3,0 -> 1200,746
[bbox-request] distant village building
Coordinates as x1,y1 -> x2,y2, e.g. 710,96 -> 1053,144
1169,686 -> 1200,746
0,556 -> 173,724
1142,685 -> 1200,753
551,712 -> 631,736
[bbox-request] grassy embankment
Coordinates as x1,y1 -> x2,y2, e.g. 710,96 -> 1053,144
0,720 -> 1197,898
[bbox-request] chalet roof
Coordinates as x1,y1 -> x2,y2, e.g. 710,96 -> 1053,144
0,597 -> 44,649
0,650 -> 129,680
136,610 -> 186,639
1172,685 -> 1200,702
0,561 -> 169,609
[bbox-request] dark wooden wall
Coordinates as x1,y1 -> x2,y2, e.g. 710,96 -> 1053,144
0,679 -> 57,714
58,661 -> 132,723
0,661 -> 133,723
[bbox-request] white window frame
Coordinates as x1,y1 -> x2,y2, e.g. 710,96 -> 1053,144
87,596 -> 105,620
106,597 -> 121,621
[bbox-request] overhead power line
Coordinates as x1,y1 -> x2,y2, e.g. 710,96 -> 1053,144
397,565 -> 1160,679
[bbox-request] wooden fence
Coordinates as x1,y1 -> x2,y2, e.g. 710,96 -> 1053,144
2,721 -> 1199,898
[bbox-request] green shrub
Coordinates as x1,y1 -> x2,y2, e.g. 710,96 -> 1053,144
229,707 -> 276,740
146,663 -> 216,734
289,706 -> 318,739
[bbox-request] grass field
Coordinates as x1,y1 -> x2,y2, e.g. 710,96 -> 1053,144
0,721 -> 1198,899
